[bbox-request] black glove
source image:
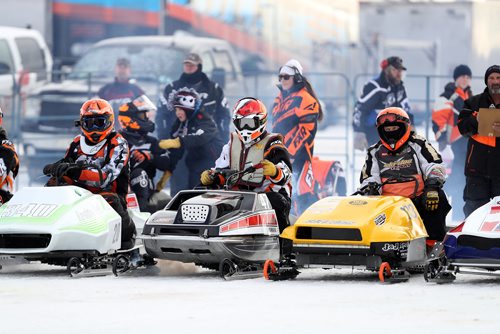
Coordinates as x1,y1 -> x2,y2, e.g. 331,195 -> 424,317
363,182 -> 380,195
0,127 -> 7,141
43,163 -> 58,176
422,188 -> 440,211
458,116 -> 478,137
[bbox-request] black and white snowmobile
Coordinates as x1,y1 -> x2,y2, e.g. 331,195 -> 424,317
140,166 -> 281,280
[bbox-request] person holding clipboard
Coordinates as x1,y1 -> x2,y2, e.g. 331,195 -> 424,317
458,65 -> 500,217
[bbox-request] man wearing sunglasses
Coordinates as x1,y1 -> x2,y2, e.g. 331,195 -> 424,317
43,99 -> 137,250
353,56 -> 412,150
359,107 -> 450,242
0,107 -> 19,204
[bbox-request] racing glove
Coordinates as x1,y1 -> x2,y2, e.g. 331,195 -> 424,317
200,170 -> 214,185
155,170 -> 172,191
423,188 -> 440,211
363,182 -> 380,195
261,159 -> 278,178
159,138 -> 181,150
353,132 -> 368,151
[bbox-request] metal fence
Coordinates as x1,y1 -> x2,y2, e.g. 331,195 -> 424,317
1,70 -> 485,192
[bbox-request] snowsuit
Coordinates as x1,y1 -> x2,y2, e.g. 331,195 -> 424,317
271,83 -> 320,214
360,132 -> 450,240
120,130 -> 171,213
0,130 -> 19,204
156,69 -> 230,195
458,87 -> 500,217
432,82 -> 471,219
354,72 -> 412,146
213,131 -> 293,234
51,132 -> 136,249
165,110 -> 223,192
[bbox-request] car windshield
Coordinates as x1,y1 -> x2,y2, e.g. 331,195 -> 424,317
68,44 -> 185,83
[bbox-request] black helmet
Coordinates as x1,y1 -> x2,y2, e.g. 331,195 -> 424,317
118,95 -> 156,134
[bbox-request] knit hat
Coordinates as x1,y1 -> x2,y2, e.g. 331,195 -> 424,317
453,64 -> 472,81
484,65 -> 500,84
279,59 -> 303,76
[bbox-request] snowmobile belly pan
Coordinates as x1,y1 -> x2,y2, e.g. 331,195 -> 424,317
141,234 -> 279,264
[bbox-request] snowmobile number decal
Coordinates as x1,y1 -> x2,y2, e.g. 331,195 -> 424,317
0,203 -> 58,218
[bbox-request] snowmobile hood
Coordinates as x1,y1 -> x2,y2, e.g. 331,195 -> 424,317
281,195 -> 427,245
451,195 -> 500,237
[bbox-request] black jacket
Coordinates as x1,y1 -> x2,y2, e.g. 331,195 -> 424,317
0,131 -> 19,203
458,87 -> 500,177
353,71 -> 412,144
166,111 -> 224,173
156,70 -> 230,143
119,131 -> 170,179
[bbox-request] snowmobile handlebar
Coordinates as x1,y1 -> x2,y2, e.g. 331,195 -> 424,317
215,163 -> 264,190
353,175 -> 419,197
48,161 -> 104,187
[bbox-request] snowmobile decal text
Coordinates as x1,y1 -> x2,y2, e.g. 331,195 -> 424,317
0,203 -> 58,218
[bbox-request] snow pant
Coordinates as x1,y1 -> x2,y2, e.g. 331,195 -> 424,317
412,188 -> 451,241
130,168 -> 154,213
102,192 -> 136,250
463,175 -> 500,218
265,191 -> 292,258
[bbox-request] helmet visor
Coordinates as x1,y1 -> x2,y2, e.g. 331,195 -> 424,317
82,115 -> 112,131
234,117 -> 259,131
132,94 -> 157,113
376,113 -> 408,127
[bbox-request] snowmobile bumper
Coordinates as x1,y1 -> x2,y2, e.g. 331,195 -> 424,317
140,234 -> 279,264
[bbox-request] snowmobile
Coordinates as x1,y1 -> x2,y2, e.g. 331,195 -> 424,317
140,165 -> 281,280
0,162 -> 152,277
263,177 -> 429,283
425,196 -> 500,283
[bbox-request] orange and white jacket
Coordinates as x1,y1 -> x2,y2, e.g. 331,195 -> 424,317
0,138 -> 19,203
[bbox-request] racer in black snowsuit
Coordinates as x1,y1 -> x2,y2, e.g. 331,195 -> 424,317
118,95 -> 171,213
353,56 -> 412,149
156,53 -> 230,196
158,88 -> 223,192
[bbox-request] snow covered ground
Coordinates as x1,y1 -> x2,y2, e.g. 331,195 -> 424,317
3,123 -> 494,333
1,260 -> 499,334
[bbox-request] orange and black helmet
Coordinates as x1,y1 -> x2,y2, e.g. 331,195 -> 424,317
376,107 -> 411,151
118,95 -> 156,134
79,98 -> 114,144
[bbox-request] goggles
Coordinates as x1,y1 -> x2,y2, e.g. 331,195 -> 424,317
81,115 -> 112,131
376,113 -> 409,127
278,74 -> 292,81
234,116 -> 260,131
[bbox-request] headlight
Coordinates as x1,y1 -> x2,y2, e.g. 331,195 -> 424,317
24,95 -> 42,119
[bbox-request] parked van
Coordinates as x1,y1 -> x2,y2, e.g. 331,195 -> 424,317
0,26 -> 53,132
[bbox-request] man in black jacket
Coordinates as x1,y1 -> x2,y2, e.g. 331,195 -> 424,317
458,65 -> 500,217
353,56 -> 412,150
156,53 -> 230,195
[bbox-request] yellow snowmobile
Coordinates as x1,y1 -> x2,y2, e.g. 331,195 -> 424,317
264,178 -> 428,283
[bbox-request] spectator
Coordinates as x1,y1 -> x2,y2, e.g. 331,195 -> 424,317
0,107 -> 19,204
432,64 -> 472,221
458,65 -> 500,217
156,53 -> 230,196
353,56 -> 412,150
270,59 -> 323,215
359,107 -> 450,241
97,58 -> 145,123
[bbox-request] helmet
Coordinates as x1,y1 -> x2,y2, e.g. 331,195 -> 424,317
376,107 -> 411,151
169,88 -> 200,118
79,98 -> 114,144
118,95 -> 156,134
232,97 -> 267,145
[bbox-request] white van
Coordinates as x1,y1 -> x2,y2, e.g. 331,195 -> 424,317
0,26 -> 53,129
